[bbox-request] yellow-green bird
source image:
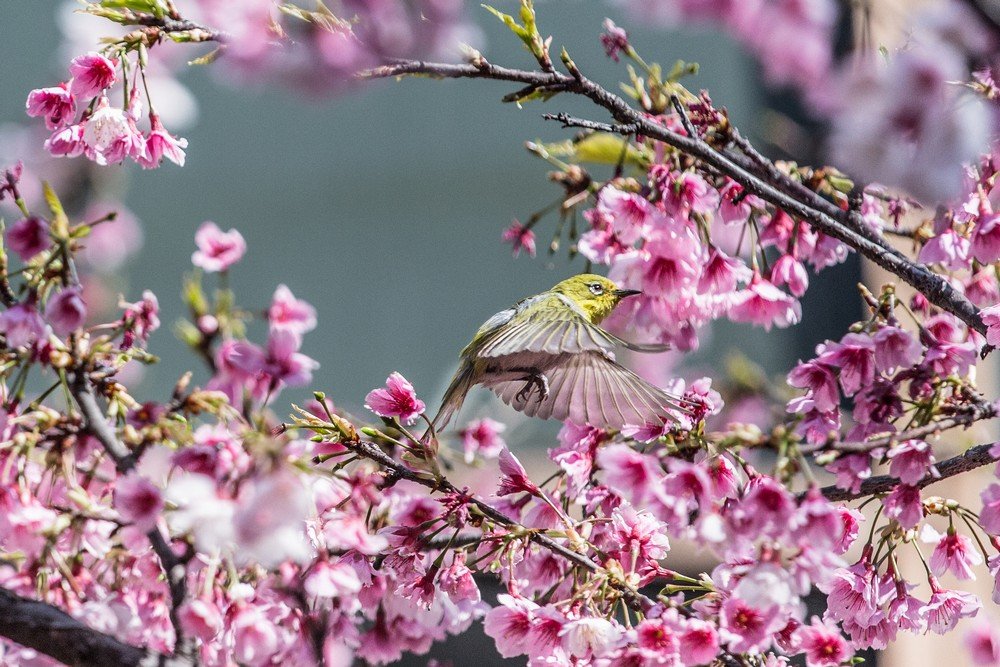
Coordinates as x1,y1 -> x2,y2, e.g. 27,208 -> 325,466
429,274 -> 687,432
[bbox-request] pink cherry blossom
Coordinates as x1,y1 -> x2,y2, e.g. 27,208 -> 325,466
718,179 -> 764,225
720,596 -> 780,653
981,304 -> 1000,347
501,221 -> 536,258
883,484 -> 923,529
658,169 -> 719,218
982,484 -> 1000,535
497,447 -> 541,496
919,229 -> 971,271
596,444 -> 661,505
598,187 -> 656,244
600,19 -> 630,62
231,605 -> 281,667
45,286 -> 86,337
365,372 -> 425,424
483,594 -> 537,658
191,221 -> 247,272
113,473 -> 163,532
925,527 -> 983,581
82,97 -> 147,165
698,246 -> 750,294
178,599 -> 223,643
797,617 -> 850,666
25,84 -> 75,130
120,290 -> 160,349
817,332 -> 875,396
137,113 -> 188,169
6,216 -> 50,260
887,439 -> 937,486
728,276 -> 801,330
304,560 -> 362,599
769,254 -> 809,297
787,359 -> 839,413
972,198 -> 1000,264
45,123 -> 86,158
560,617 -> 623,659
873,326 -> 922,372
924,578 -> 982,634
268,284 -> 317,334
820,556 -> 886,628
68,52 -> 117,99
459,418 -> 506,463
678,617 -> 720,665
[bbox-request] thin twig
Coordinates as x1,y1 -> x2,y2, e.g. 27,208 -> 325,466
363,61 -> 986,336
0,585 -> 190,666
832,404 -> 998,453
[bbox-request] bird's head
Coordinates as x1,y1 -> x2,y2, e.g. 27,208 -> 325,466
551,274 -> 641,324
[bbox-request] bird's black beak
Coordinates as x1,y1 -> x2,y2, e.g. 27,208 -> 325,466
613,289 -> 642,299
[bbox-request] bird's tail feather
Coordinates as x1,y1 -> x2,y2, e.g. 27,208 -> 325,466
426,361 -> 476,436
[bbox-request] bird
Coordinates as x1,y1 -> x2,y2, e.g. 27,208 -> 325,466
428,274 -> 688,434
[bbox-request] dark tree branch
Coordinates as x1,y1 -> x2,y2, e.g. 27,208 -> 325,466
821,441 -> 998,501
0,586 -> 189,666
336,436 -> 750,667
68,370 -> 195,665
362,60 -> 986,336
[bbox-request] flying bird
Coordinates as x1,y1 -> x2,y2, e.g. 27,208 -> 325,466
429,274 -> 687,433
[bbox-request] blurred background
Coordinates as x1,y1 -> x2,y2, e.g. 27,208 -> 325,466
0,1 -> 859,429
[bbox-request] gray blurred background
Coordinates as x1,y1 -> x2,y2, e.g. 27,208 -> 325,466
0,2 -> 857,429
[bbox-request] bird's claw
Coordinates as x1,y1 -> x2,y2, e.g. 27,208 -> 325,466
515,372 -> 549,403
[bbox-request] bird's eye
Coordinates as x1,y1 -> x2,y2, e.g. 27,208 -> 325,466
588,282 -> 604,295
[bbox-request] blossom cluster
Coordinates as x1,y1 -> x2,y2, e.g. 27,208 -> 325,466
623,0 -> 999,205
26,51 -> 187,168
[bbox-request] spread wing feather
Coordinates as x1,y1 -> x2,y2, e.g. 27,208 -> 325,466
475,294 -> 669,358
484,351 -> 680,429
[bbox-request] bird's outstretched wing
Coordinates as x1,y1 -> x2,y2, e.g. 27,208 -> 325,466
483,351 -> 682,429
475,294 -> 668,358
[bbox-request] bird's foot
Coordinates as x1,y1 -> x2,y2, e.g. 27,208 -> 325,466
515,372 -> 549,403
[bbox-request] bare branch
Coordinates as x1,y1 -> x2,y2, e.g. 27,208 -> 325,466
69,370 -> 194,664
831,403 -> 998,453
0,586 -> 190,666
821,441 -> 998,502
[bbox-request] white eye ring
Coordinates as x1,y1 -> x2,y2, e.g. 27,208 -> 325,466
589,283 -> 604,295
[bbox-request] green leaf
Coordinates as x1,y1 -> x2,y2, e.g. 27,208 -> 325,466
482,4 -> 529,40
188,47 -> 222,66
98,0 -> 168,16
42,182 -> 69,238
664,59 -> 699,82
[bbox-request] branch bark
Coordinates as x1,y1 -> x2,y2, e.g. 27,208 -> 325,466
362,60 -> 986,336
0,586 -> 186,666
821,441 -> 998,501
66,370 -> 195,666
